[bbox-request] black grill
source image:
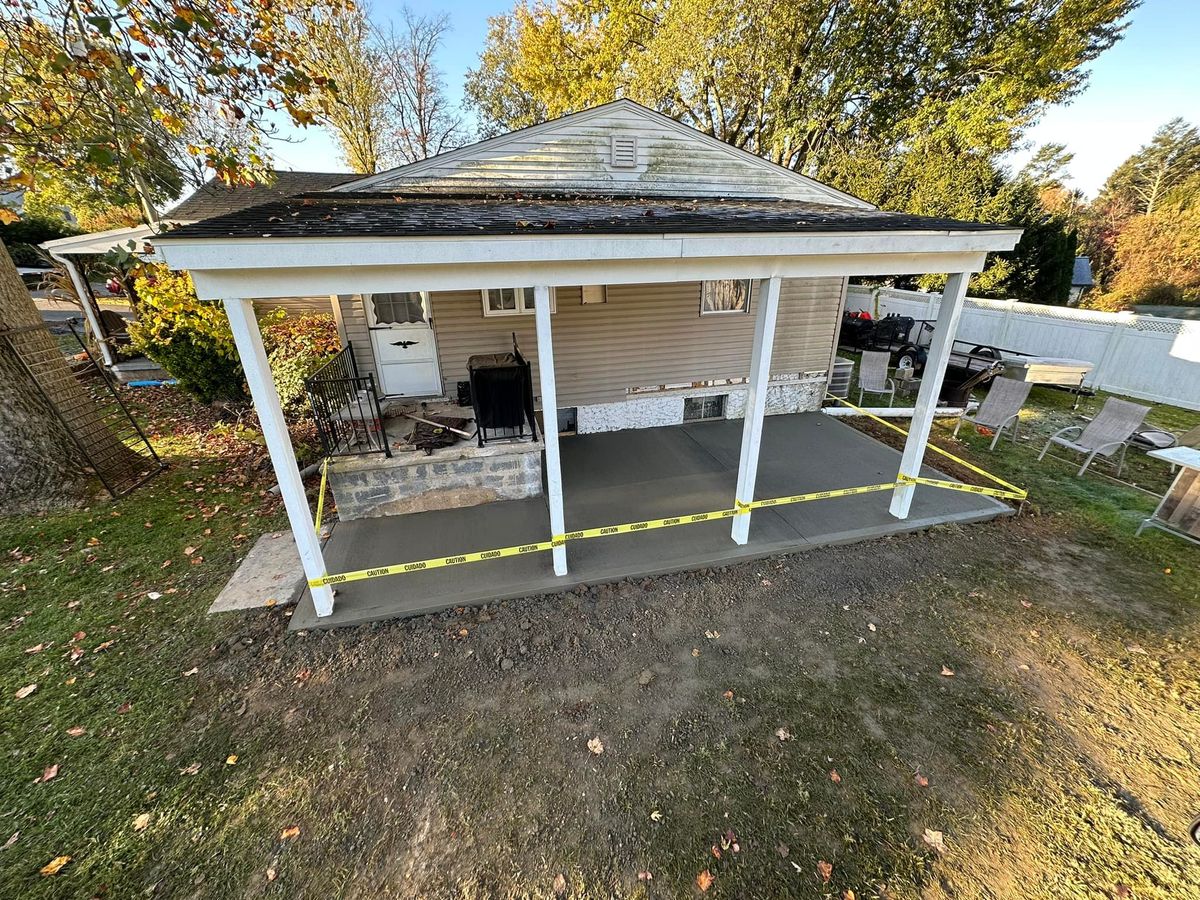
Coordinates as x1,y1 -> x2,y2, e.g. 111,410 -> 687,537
467,339 -> 539,448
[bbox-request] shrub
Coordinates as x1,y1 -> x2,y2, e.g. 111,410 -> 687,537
128,267 -> 246,404
260,310 -> 340,414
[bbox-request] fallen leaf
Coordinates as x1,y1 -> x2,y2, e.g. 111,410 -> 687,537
867,622 -> 877,632
696,869 -> 714,892
226,755 -> 238,766
844,891 -> 857,900
587,736 -> 604,755
65,726 -> 86,737
147,591 -> 163,600
915,773 -> 930,787
266,867 -> 277,882
940,665 -> 955,677
776,843 -> 789,858
179,762 -> 201,776
775,727 -> 792,742
649,810 -> 662,822
817,860 -> 833,884
133,813 -> 150,832
922,828 -> 946,853
722,690 -> 734,700
14,683 -> 36,700
41,763 -> 59,782
552,872 -> 567,896
691,648 -> 701,657
117,701 -> 132,714
280,826 -> 301,840
24,643 -> 47,654
3,831 -> 18,850
182,667 -> 199,677
93,640 -> 115,653
40,855 -> 71,875
1114,884 -> 1131,898
637,869 -> 653,881
1020,599 -> 1032,608
829,769 -> 842,784
183,546 -> 197,556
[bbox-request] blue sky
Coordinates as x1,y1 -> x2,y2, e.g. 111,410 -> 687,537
269,0 -> 1200,198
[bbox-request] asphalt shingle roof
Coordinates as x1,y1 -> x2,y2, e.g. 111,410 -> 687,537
157,192 -> 1011,241
165,172 -> 356,222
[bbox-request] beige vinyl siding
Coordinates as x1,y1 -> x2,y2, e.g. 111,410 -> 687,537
336,295 -> 377,381
429,277 -> 844,407
358,106 -> 854,204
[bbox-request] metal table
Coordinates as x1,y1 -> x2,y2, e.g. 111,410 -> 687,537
1137,447 -> 1200,545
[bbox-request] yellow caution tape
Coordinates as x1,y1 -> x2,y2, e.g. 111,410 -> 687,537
824,392 -> 1028,501
313,458 -> 330,535
307,480 -> 901,588
306,393 -> 1026,588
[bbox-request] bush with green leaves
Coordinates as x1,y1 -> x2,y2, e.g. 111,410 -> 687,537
128,267 -> 246,404
129,265 -> 340,412
259,308 -> 341,414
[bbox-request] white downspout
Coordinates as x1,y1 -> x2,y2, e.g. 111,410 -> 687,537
50,251 -> 116,368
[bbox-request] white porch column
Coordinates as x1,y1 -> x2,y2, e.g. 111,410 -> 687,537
732,276 -> 782,545
889,271 -> 972,520
533,285 -> 568,576
51,251 -> 115,368
224,297 -> 336,616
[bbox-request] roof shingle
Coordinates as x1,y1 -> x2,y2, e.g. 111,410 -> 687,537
165,172 -> 356,222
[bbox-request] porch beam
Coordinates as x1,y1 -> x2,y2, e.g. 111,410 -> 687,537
732,275 -> 782,545
533,285 -> 568,576
223,297 -> 336,616
889,271 -> 971,519
50,251 -> 115,368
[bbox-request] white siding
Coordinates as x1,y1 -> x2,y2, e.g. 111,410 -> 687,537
336,295 -> 377,382
341,103 -> 864,206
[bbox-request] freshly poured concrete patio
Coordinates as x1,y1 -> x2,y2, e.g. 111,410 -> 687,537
292,413 -> 1011,629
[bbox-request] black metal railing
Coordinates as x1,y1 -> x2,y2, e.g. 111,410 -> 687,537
304,343 -> 391,457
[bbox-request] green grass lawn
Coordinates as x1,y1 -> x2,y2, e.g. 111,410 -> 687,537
2,383 -> 1198,898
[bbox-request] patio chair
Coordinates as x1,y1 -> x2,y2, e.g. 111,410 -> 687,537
1037,397 -> 1151,477
857,350 -> 895,407
952,377 -> 1032,450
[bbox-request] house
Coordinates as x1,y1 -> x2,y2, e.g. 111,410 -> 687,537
38,171 -> 355,369
1068,256 -> 1094,305
152,100 -> 1023,626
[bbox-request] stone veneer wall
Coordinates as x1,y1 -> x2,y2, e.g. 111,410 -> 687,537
576,373 -> 827,434
328,444 -> 542,520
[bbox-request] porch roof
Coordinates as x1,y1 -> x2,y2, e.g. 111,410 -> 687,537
160,191 -> 1014,241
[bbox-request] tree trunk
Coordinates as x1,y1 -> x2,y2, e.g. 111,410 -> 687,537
0,240 -> 138,510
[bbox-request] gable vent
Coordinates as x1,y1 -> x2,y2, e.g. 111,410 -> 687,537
610,134 -> 638,169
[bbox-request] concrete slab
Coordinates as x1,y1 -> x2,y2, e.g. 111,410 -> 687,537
291,413 -> 1011,630
209,531 -> 307,613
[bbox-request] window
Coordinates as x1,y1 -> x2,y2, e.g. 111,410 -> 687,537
610,134 -> 638,168
700,279 -> 752,315
481,287 -> 555,317
683,395 -> 726,421
370,292 -> 426,325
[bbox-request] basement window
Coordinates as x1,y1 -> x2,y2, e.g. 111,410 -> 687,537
683,395 -> 726,422
610,134 -> 638,169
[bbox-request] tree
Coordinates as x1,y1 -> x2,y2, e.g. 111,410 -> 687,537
0,0 -> 342,508
1103,118 -> 1200,216
377,9 -> 467,163
291,3 -> 389,174
0,0 -> 344,221
1103,204 -> 1200,306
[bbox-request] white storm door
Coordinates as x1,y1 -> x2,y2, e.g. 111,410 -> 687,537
365,292 -> 442,396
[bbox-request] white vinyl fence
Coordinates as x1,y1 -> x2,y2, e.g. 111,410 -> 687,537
845,287 -> 1200,411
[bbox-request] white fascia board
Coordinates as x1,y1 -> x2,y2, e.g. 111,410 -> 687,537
40,224 -> 160,255
155,228 -> 1021,274
186,250 -> 990,301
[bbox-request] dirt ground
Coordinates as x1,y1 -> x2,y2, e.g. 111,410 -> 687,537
154,513 -> 1199,899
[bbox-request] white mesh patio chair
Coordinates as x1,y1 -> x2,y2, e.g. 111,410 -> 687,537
952,377 -> 1032,450
1038,397 -> 1151,477
857,351 -> 896,407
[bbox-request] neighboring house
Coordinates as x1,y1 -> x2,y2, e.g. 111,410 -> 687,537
39,171 -> 355,367
1069,256 -> 1094,305
151,99 -> 1023,626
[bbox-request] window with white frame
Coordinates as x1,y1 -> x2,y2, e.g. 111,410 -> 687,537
700,279 -> 753,315
480,287 -> 556,317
